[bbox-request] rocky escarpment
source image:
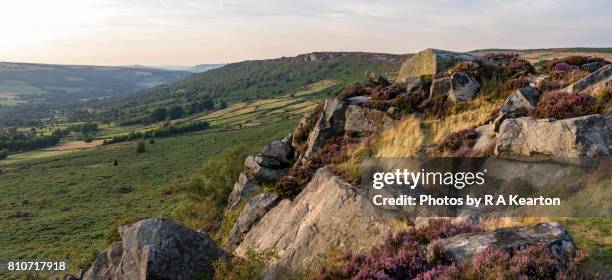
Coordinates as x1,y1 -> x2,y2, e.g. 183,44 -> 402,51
79,48 -> 609,279
82,218 -> 227,280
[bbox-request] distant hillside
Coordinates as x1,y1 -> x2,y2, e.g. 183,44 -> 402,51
0,62 -> 190,105
470,47 -> 612,62
89,52 -> 408,124
146,64 -> 225,73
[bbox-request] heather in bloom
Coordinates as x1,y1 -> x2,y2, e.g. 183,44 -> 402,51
313,219 -> 484,280
528,91 -> 598,119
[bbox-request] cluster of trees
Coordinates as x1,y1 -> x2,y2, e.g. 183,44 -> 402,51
0,130 -> 60,153
103,121 -> 210,145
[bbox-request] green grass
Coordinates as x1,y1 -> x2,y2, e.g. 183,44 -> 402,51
563,217 -> 612,275
0,119 -> 297,272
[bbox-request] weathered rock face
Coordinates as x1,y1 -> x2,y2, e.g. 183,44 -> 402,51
564,64 -> 612,94
227,192 -> 280,249
344,105 -> 399,135
261,137 -> 294,165
397,49 -> 482,81
493,87 -> 540,132
495,114 -> 612,158
244,155 -> 289,181
429,77 -> 452,99
228,172 -> 261,210
83,218 -> 226,280
448,72 -> 480,102
405,76 -> 431,96
472,124 -> 496,154
235,167 -> 393,277
365,71 -> 391,87
431,222 -> 576,264
304,97 -> 348,158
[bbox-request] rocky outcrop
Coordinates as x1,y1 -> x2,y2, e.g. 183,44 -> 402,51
227,192 -> 280,249
234,167 -> 392,277
397,49 -> 482,81
429,77 -> 452,99
448,72 -> 480,102
364,71 -> 391,87
228,172 -> 261,210
83,218 -> 226,280
405,76 -> 431,96
228,135 -> 294,209
564,64 -> 612,94
430,222 -> 576,264
472,124 -> 496,153
344,105 -> 399,135
495,114 -> 612,158
304,97 -> 347,158
244,155 -> 288,181
261,135 -> 294,165
493,87 -> 540,131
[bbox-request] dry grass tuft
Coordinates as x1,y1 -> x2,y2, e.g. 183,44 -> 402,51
431,100 -> 500,145
375,116 -> 423,158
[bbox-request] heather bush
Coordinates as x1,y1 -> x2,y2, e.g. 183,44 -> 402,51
422,96 -> 453,119
436,128 -> 478,153
436,245 -> 592,280
313,219 -> 484,280
528,91 -> 598,119
314,220 -> 482,279
544,56 -> 610,72
504,77 -> 530,91
389,91 -> 427,112
539,79 -> 567,92
370,84 -> 405,101
362,100 -> 391,111
336,83 -> 367,100
445,61 -> 481,78
484,53 -> 535,78
280,133 -> 360,198
274,176 -> 301,199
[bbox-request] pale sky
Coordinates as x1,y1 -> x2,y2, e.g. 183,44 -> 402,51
0,0 -> 610,66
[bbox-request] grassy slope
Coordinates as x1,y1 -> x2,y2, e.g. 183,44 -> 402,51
88,52 -> 406,122
0,119 -> 297,270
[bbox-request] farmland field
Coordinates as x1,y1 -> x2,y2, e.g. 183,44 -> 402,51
0,119 -> 297,273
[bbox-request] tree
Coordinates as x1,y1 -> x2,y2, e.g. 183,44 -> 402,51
148,138 -> 156,144
112,159 -> 119,166
150,108 -> 167,122
168,106 -> 185,120
136,141 -> 146,153
0,148 -> 8,160
220,101 -> 228,109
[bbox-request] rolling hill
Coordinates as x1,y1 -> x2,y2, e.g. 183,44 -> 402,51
0,62 -> 190,105
87,52 -> 408,124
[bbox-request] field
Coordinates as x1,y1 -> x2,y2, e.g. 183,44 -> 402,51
0,119 -> 298,274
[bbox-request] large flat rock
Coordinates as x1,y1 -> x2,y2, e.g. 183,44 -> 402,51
495,114 -> 612,159
397,49 -> 482,81
431,222 -> 576,264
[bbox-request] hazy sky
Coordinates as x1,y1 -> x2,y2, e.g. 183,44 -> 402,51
1,0 -> 611,66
